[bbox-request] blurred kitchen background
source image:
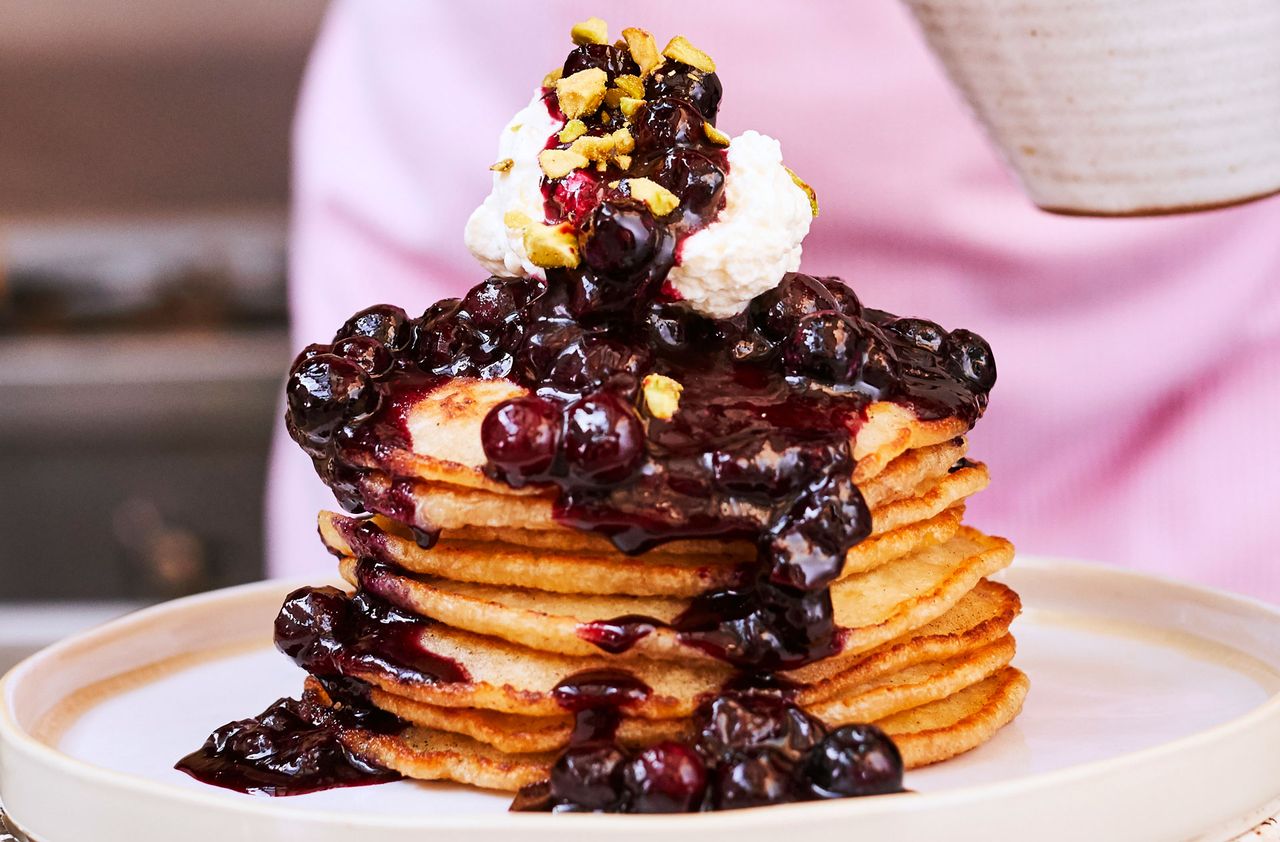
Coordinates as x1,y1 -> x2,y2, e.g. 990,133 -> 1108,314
0,0 -> 328,670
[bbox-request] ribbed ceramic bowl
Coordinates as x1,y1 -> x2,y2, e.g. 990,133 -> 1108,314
902,0 -> 1280,215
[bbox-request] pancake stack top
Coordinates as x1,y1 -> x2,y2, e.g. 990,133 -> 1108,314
177,19 -> 1027,813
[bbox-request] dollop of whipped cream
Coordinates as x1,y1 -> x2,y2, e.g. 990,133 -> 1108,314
464,90 -> 564,280
464,97 -> 813,318
667,131 -> 812,318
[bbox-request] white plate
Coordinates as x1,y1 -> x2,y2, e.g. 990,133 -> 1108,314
2,558 -> 1280,842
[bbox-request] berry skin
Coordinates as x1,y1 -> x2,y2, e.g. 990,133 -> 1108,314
286,354 -> 378,443
782,311 -> 863,383
749,273 -> 848,342
710,747 -> 797,811
335,304 -> 411,352
804,724 -> 904,798
480,396 -> 562,486
332,335 -> 392,378
888,317 -> 946,353
549,743 -> 628,812
646,61 -> 723,121
623,742 -> 707,813
582,202 -> 659,278
943,329 -> 997,391
562,392 -> 645,485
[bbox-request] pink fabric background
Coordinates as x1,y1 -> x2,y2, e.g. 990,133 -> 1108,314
269,0 -> 1280,600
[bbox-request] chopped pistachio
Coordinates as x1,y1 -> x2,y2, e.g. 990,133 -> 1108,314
567,128 -> 634,166
785,166 -> 819,217
622,27 -> 662,76
625,177 -> 679,216
555,67 -> 608,119
523,222 -> 580,268
489,158 -> 515,172
503,210 -> 532,230
613,74 -> 645,99
570,16 -> 608,46
538,148 -> 588,179
603,87 -> 626,110
541,67 -> 563,89
611,126 -> 635,154
662,35 -> 716,73
619,96 -> 645,119
702,122 -> 731,146
642,374 -> 683,420
558,119 -> 588,143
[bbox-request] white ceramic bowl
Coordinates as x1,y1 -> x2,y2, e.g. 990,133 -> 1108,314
902,0 -> 1280,215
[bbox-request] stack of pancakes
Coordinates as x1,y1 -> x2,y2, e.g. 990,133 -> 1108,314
299,378 -> 1028,792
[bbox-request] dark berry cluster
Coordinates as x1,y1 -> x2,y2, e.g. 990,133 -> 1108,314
524,693 -> 904,813
541,43 -> 728,319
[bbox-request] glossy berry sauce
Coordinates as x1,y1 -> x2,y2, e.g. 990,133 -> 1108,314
191,39 -> 996,810
176,586 -> 468,793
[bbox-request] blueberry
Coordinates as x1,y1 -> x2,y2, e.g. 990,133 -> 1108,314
549,743 -> 628,812
545,336 -> 648,399
942,329 -> 996,391
850,331 -> 901,400
461,277 -> 537,329
332,335 -> 393,378
782,311 -> 863,383
646,62 -> 723,122
623,742 -> 707,813
561,43 -> 639,83
644,302 -> 712,356
749,274 -> 849,342
888,317 -> 946,353
647,147 -> 726,228
286,354 -> 378,443
804,724 -> 904,797
335,304 -> 411,352
480,396 -> 562,486
710,747 -> 797,810
562,391 -> 645,485
631,99 -> 709,151
582,201 -> 659,276
816,277 -> 863,318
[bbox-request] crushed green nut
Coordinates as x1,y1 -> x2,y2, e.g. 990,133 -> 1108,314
702,122 -> 731,146
662,35 -> 716,73
523,222 -> 580,268
619,97 -> 645,119
625,177 -> 679,216
490,158 -> 514,172
541,67 -> 563,89
558,119 -> 588,143
570,16 -> 609,46
567,127 -> 634,167
503,210 -> 532,230
555,67 -> 608,120
613,74 -> 646,99
538,148 -> 588,179
785,167 -> 819,217
622,27 -> 663,76
642,373 -> 683,420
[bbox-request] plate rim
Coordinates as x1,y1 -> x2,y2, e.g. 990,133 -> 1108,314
3,556 -> 1280,834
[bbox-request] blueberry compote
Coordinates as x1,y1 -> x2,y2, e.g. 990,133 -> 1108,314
176,586 -> 468,794
265,33 -> 997,812
514,687 -> 905,812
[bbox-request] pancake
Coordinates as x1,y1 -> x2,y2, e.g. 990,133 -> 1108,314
315,578 -> 1018,720
353,460 -> 988,549
328,665 -> 1029,791
348,634 -> 1015,754
340,377 -> 973,495
338,527 -> 1014,663
319,506 -> 965,597
881,667 -> 1030,768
